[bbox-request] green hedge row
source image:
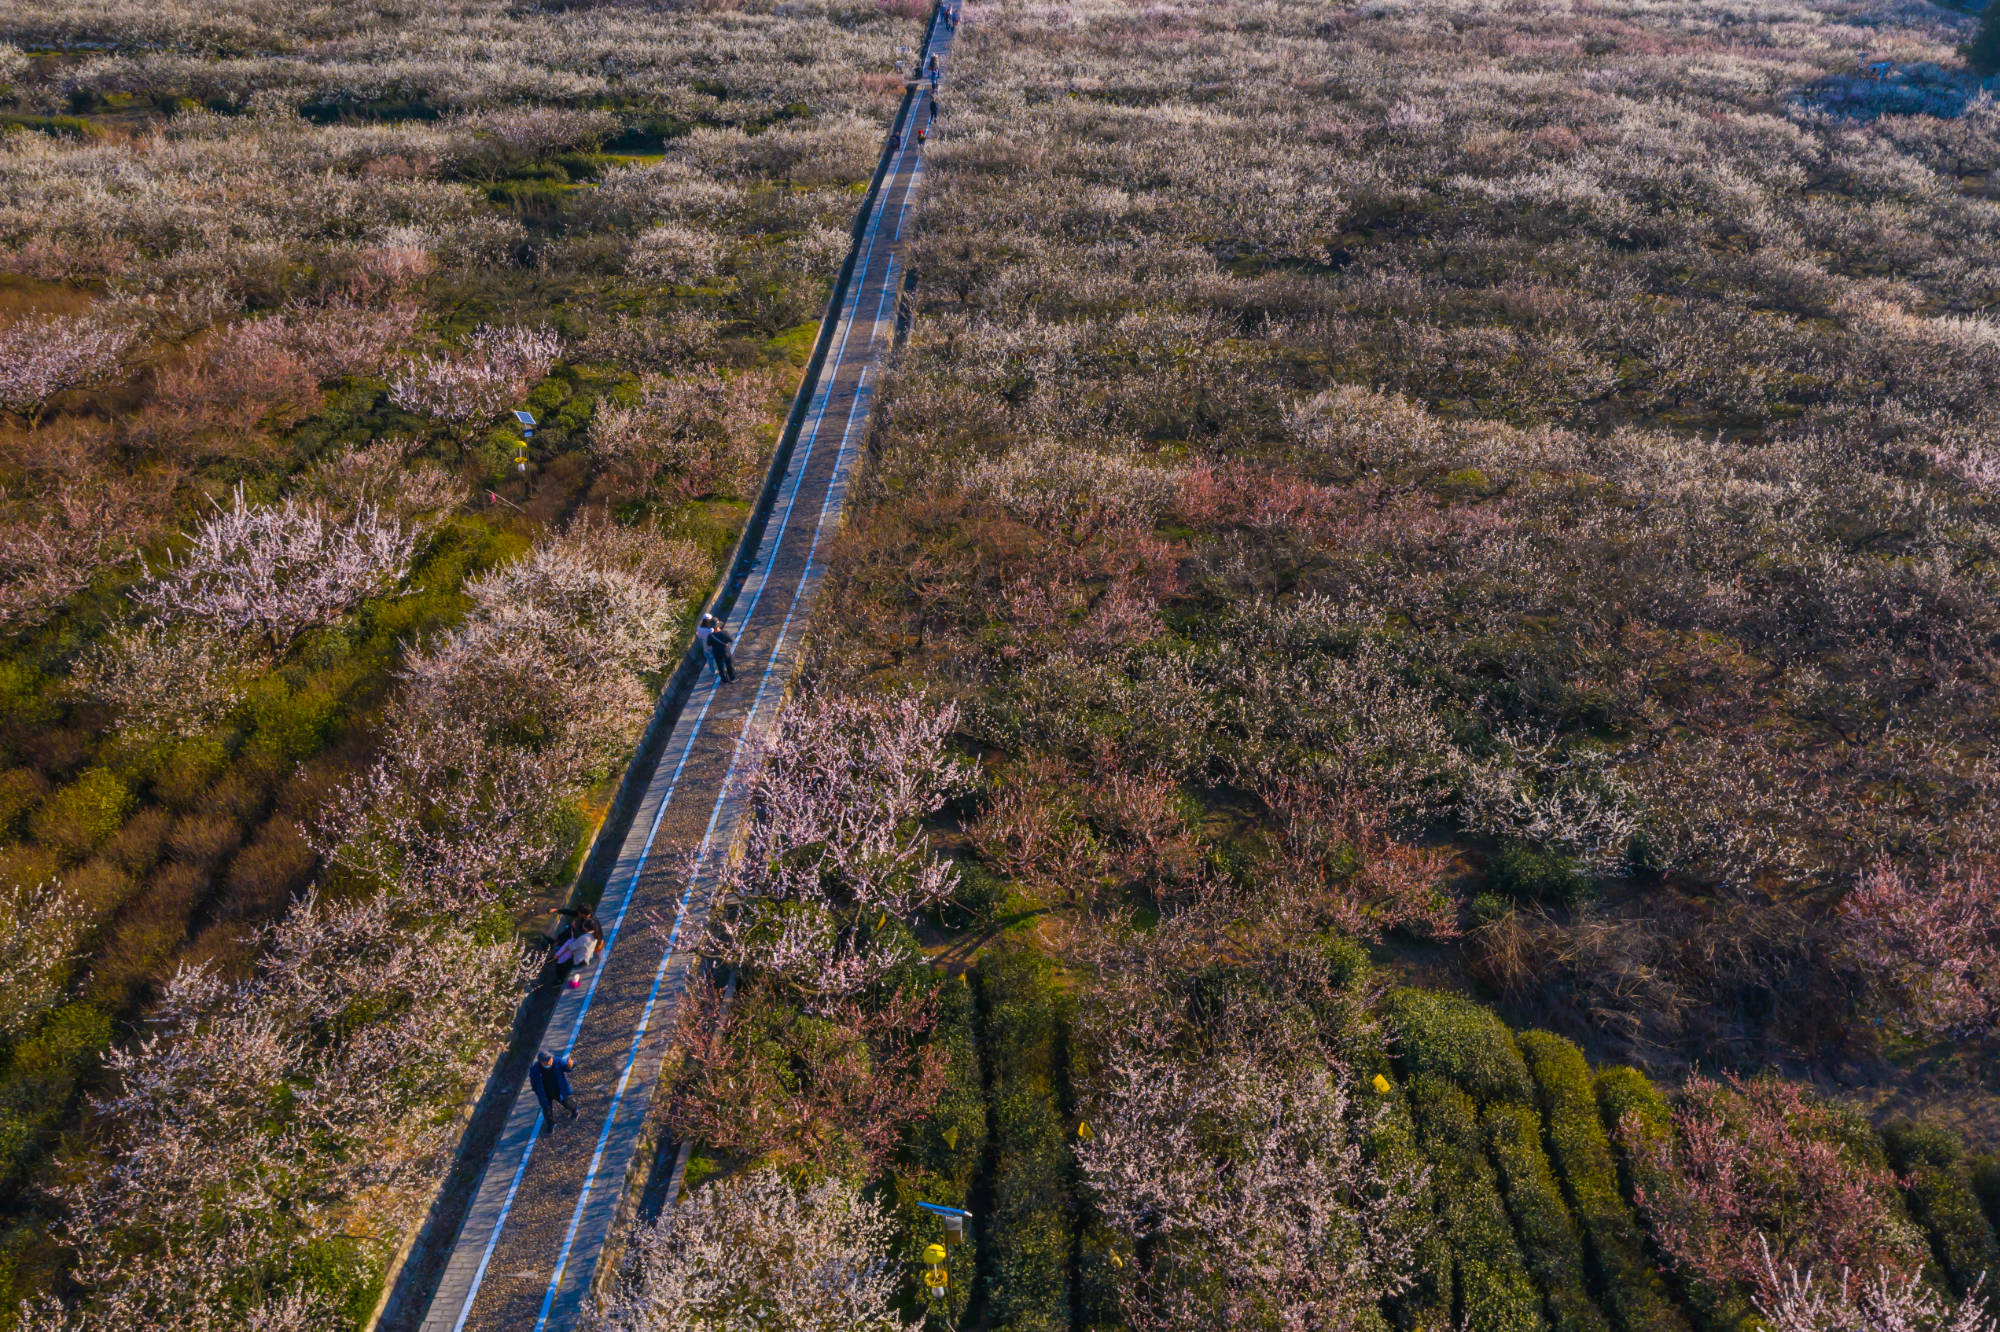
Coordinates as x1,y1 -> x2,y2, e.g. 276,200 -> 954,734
1484,1100 -> 1612,1332
1065,1002 -> 1124,1332
1406,1073 -> 1548,1332
1976,1155 -> 2000,1234
1597,1066 -> 1750,1331
1373,1079 -> 1454,1332
976,950 -> 1075,1332
892,973 -> 988,1324
1517,1032 -> 1690,1332
1386,988 -> 1534,1105
1883,1123 -> 2000,1311
1595,1066 -> 1673,1177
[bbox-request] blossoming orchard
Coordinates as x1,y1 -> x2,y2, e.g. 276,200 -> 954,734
0,0 -> 1997,1328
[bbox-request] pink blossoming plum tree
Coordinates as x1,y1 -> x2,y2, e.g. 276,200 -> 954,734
131,486 -> 427,653
0,312 -> 137,428
588,1168 -> 909,1332
388,323 -> 564,437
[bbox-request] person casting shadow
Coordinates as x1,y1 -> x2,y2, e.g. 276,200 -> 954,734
530,1050 -> 578,1130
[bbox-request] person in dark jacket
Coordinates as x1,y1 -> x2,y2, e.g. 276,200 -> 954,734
706,618 -> 737,683
530,1051 -> 577,1124
552,904 -> 604,945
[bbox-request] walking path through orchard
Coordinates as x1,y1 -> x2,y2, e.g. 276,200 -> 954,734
399,14 -> 955,1331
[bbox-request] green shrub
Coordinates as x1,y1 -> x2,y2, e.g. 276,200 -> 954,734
1321,933 -> 1374,988
1407,1074 -> 1547,1332
1595,1066 -> 1673,1155
977,950 -> 1075,1332
0,660 -> 55,730
245,679 -> 340,762
0,112 -> 105,138
1823,1100 -> 1896,1176
1488,843 -> 1590,906
151,736 -> 232,811
0,1107 -> 32,1184
29,768 -> 133,860
943,859 -> 1008,925
1883,1123 -> 2000,1308
487,178 -> 570,224
63,857 -> 135,918
1386,988 -> 1534,1104
1484,1100 -> 1612,1332
1973,2 -> 2000,77
0,1003 -> 114,1190
216,817 -> 318,922
8,1003 -> 111,1079
1975,1156 -> 2000,1233
1887,1122 -> 1964,1173
291,1234 -> 382,1328
1517,1032 -> 1690,1332
0,768 -> 48,837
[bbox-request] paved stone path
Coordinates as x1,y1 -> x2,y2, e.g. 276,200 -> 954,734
409,17 -> 954,1332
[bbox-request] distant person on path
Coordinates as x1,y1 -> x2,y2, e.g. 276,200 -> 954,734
530,1051 -> 577,1124
704,615 -> 737,682
889,129 -> 902,151
696,613 -> 735,683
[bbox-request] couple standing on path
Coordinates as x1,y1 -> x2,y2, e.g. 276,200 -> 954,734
695,613 -> 736,683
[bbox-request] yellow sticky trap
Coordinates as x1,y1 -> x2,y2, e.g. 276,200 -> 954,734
1372,1073 -> 1393,1095
922,1242 -> 950,1299
943,1126 -> 959,1150
1077,1120 -> 1095,1141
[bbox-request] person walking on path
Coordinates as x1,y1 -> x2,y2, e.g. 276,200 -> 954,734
700,613 -> 737,682
530,1051 -> 577,1126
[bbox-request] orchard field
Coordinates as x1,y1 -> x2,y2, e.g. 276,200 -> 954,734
3,0 -> 2000,1329
617,0 -> 2000,1329
0,0 -> 926,1324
